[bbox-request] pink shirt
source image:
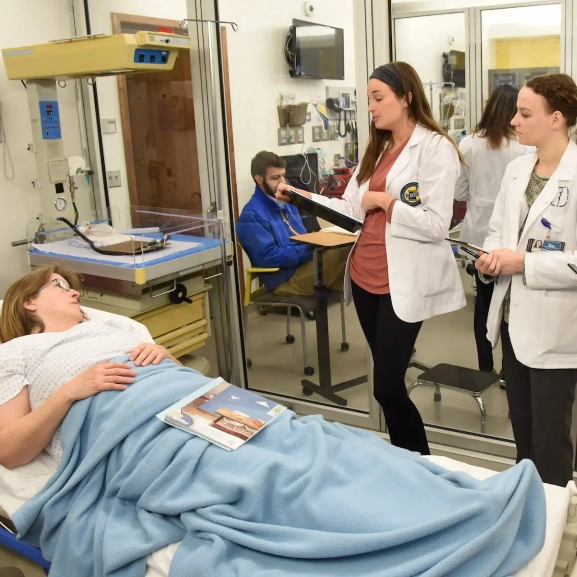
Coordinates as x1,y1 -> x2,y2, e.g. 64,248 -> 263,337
349,143 -> 406,293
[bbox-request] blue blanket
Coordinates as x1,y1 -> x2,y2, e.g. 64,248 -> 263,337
14,359 -> 546,577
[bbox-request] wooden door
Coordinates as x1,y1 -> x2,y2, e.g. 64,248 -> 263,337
113,14 -> 202,213
124,52 -> 202,213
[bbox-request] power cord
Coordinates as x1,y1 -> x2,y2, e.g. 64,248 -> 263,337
0,101 -> 14,181
299,143 -> 317,194
337,111 -> 347,138
283,34 -> 294,65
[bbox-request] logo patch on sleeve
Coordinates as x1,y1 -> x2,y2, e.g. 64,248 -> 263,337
400,182 -> 420,206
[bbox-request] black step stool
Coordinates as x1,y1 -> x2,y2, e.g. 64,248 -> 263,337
407,363 -> 500,433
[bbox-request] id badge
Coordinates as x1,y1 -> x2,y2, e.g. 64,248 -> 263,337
527,238 -> 565,252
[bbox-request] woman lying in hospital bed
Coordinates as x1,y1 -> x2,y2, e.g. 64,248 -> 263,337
0,264 -> 574,577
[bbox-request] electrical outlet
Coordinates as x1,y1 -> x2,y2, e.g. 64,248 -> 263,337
278,128 -> 288,146
101,118 -> 117,134
321,129 -> 328,141
287,128 -> 296,144
327,125 -> 336,141
106,169 -> 121,188
296,127 -> 305,144
312,126 -> 321,142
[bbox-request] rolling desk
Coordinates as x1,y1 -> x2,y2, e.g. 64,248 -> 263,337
290,231 -> 367,406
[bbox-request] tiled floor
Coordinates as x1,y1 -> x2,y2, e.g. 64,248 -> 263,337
194,265 -> 513,441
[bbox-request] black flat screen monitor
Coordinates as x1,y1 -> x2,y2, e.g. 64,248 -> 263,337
281,152 -> 319,194
290,19 -> 344,80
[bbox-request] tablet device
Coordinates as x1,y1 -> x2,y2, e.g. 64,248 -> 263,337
286,189 -> 363,233
446,239 -> 488,259
568,263 -> 577,275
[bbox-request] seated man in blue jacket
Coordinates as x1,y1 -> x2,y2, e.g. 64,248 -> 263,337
237,151 -> 347,296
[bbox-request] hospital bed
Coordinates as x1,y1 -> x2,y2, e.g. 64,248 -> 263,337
2,452 -> 577,577
1,306 -> 577,577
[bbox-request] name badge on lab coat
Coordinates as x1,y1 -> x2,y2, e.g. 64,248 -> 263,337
527,238 -> 565,252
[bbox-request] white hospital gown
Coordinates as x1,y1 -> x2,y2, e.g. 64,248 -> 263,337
0,316 -> 153,463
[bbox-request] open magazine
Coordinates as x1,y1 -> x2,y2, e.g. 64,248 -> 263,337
156,378 -> 286,450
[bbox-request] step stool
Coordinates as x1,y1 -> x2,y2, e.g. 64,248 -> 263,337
407,363 -> 500,433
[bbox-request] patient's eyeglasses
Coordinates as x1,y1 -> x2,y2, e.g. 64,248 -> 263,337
35,278 -> 72,294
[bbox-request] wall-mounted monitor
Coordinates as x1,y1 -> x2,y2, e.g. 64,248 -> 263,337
287,19 -> 344,80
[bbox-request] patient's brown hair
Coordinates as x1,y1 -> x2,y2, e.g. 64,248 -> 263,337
0,264 -> 83,343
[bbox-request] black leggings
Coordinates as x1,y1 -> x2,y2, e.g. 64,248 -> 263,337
473,270 -> 496,372
352,281 -> 430,455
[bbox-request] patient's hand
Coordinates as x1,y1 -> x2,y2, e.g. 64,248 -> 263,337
64,362 -> 137,401
126,343 -> 180,367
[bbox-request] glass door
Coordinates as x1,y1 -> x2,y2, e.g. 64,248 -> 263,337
479,3 -> 562,106
394,11 -> 469,139
391,0 -> 571,459
186,0 -> 384,430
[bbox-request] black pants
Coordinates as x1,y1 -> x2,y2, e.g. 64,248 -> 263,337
474,270 -> 495,372
352,281 -> 430,455
501,322 -> 577,486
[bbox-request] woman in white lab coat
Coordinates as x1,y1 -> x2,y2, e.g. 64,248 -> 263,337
476,73 -> 577,486
455,85 -> 533,375
277,62 -> 466,456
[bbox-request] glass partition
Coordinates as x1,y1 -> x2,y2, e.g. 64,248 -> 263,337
395,12 -> 468,140
392,1 -> 570,451
74,0 -> 381,429
240,221 -> 370,411
481,4 -> 562,105
221,0 -> 381,427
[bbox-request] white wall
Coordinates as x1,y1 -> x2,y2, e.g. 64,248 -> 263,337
394,12 -> 466,121
483,4 -> 561,40
0,0 -> 85,294
392,0 -> 551,14
217,0 -> 357,211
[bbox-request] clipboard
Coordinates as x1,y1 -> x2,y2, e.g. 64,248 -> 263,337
286,189 -> 363,233
447,239 -> 487,260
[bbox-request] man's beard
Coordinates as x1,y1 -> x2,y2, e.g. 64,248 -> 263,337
262,180 -> 276,197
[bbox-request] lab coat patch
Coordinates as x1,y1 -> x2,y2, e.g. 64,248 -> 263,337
551,186 -> 569,208
400,182 -> 421,207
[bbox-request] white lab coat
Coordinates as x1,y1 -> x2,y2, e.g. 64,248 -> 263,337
483,140 -> 577,368
454,134 -> 534,247
313,124 -> 466,323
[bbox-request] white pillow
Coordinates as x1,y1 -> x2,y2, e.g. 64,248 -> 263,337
0,300 -> 154,344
